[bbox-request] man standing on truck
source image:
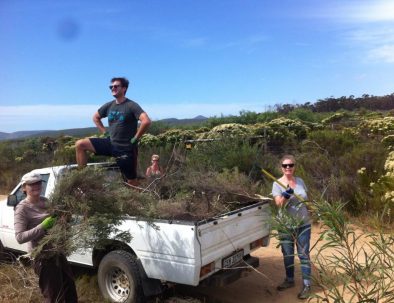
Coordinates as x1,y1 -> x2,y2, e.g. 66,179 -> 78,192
75,77 -> 151,186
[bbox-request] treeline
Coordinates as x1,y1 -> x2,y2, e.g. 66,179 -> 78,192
276,93 -> 394,114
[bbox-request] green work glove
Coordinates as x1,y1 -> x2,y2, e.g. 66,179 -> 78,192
130,137 -> 138,144
41,216 -> 56,230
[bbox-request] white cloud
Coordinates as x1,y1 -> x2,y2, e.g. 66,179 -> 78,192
333,2 -> 394,65
367,44 -> 394,63
309,0 -> 394,23
347,1 -> 394,23
346,27 -> 394,44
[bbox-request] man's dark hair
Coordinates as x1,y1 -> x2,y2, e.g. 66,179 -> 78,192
111,77 -> 129,92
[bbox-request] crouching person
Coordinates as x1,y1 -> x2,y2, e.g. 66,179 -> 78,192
14,172 -> 78,303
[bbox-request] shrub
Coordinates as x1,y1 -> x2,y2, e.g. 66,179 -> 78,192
158,129 -> 197,144
199,123 -> 253,139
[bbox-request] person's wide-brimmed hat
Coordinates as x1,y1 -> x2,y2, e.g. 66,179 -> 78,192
21,172 -> 42,185
151,154 -> 160,161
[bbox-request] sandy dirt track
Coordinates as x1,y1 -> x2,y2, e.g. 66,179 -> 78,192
177,224 -> 328,303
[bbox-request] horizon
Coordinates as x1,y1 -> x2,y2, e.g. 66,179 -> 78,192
0,114 -> 210,134
1,0 -> 394,132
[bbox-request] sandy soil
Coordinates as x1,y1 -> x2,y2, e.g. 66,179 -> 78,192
176,223 -> 328,303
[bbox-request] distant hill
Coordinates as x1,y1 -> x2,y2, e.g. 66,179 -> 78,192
0,130 -> 51,140
0,116 -> 208,141
159,115 -> 207,125
0,128 -> 98,141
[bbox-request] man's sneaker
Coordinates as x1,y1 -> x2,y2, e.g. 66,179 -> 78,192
297,285 -> 311,299
277,279 -> 295,291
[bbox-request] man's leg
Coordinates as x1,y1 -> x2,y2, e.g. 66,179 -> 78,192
75,138 -> 96,167
127,144 -> 139,186
115,153 -> 140,188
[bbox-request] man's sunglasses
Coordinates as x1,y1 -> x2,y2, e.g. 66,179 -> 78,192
109,85 -> 121,90
282,163 -> 295,168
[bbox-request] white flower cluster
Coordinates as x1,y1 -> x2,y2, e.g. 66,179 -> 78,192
357,167 -> 366,175
383,191 -> 394,203
384,151 -> 394,176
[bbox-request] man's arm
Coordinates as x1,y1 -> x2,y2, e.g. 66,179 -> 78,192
93,111 -> 106,134
134,112 -> 151,139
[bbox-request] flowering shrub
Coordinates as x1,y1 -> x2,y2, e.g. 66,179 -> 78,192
266,117 -> 309,140
381,135 -> 394,150
157,129 -> 197,144
198,123 -> 253,139
139,133 -> 160,146
358,116 -> 394,136
321,112 -> 350,124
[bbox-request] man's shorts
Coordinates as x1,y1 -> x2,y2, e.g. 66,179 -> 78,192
89,137 -> 138,180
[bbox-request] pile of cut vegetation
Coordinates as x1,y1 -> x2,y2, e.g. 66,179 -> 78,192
32,165 -> 266,258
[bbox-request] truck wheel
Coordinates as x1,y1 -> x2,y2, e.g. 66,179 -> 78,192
98,250 -> 145,303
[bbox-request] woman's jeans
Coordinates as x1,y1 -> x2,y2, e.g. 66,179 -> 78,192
279,224 -> 311,282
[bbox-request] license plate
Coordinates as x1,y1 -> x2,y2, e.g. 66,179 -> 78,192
222,250 -> 244,268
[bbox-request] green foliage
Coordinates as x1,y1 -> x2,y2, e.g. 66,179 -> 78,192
32,168 -> 132,259
185,138 -> 261,175
381,135 -> 394,150
310,199 -> 394,302
147,120 -> 171,135
203,110 -> 262,126
306,129 -> 359,158
256,111 -> 280,123
321,111 -> 351,124
300,129 -> 388,217
287,108 -> 321,123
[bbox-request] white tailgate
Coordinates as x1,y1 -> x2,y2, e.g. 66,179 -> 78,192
198,202 -> 270,270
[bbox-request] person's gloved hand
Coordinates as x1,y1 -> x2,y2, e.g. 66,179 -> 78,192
130,137 -> 138,144
281,186 -> 294,199
41,216 -> 56,230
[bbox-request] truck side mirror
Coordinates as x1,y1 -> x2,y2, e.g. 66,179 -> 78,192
7,195 -> 17,207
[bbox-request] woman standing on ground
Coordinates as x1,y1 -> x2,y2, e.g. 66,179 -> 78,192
272,154 -> 312,300
14,172 -> 78,303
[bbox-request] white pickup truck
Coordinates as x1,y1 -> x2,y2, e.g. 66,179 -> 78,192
0,163 -> 271,303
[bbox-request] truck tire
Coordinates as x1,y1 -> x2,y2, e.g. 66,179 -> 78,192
98,250 -> 145,303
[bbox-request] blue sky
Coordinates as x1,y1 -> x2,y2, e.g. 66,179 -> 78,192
1,0 -> 394,132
